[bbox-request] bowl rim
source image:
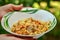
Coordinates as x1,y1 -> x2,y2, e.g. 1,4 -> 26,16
1,7 -> 57,37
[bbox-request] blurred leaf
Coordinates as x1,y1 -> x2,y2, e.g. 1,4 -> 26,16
14,0 -> 20,5
33,2 -> 40,9
5,0 -> 8,3
50,1 -> 59,8
46,0 -> 50,8
24,0 -> 34,7
0,22 -> 9,34
54,9 -> 60,23
40,2 -> 47,9
0,0 -> 5,6
38,37 -> 44,40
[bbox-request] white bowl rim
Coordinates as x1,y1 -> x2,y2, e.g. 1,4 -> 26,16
1,8 -> 57,37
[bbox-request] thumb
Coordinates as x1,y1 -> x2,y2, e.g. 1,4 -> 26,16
12,4 -> 23,10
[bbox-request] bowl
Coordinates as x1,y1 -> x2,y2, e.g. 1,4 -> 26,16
1,8 -> 57,38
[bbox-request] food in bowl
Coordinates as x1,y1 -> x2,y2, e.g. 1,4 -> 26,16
11,17 -> 50,35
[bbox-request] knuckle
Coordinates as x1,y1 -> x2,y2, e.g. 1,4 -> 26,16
8,4 -> 13,6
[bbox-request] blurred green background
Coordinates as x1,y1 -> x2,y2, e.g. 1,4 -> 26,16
0,0 -> 60,40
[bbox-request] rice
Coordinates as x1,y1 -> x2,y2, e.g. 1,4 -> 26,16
11,17 -> 50,35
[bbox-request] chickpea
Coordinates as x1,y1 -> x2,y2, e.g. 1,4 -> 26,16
11,17 -> 50,35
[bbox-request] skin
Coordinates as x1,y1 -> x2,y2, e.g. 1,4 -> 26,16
0,4 -> 37,40
0,4 -> 23,20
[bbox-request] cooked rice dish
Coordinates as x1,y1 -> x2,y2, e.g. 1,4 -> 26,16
11,17 -> 50,35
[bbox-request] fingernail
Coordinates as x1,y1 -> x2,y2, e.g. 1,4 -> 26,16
20,4 -> 23,6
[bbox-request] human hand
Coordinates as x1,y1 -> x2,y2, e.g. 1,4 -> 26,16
0,4 -> 37,40
0,4 -> 23,20
0,34 -> 37,40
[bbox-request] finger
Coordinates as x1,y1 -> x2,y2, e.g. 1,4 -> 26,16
0,11 -> 6,20
4,34 -> 36,40
0,4 -> 14,12
0,34 -> 23,40
6,8 -> 14,12
12,4 -> 23,10
0,34 -> 37,40
8,7 -> 14,12
5,4 -> 14,12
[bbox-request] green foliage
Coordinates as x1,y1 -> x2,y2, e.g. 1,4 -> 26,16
38,37 -> 44,40
0,22 -> 9,34
0,0 -> 5,6
4,0 -> 34,6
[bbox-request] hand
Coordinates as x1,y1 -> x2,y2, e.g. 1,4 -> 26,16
0,4 -> 37,40
0,34 -> 37,40
0,4 -> 23,20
